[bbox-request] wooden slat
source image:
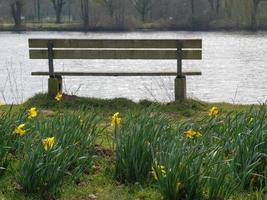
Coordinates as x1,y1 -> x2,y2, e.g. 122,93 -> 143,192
31,71 -> 202,76
29,49 -> 202,60
29,39 -> 202,49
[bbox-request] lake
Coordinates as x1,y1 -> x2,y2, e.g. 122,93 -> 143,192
0,31 -> 266,104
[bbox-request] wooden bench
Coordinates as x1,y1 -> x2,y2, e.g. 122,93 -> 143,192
28,39 -> 202,100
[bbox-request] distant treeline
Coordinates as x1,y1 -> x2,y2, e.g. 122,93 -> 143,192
0,0 -> 267,30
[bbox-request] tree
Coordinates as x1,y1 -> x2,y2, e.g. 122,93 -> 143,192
50,0 -> 65,23
208,0 -> 220,15
34,0 -> 41,21
102,0 -> 114,17
10,0 -> 23,27
251,0 -> 265,29
131,0 -> 153,22
190,0 -> 195,27
80,0 -> 89,27
114,0 -> 126,28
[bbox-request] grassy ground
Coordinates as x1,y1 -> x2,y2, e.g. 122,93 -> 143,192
0,94 -> 265,200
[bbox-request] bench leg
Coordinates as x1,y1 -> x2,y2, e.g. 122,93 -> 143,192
48,76 -> 62,97
175,76 -> 186,101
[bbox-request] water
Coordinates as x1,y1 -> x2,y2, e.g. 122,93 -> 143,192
0,31 -> 266,104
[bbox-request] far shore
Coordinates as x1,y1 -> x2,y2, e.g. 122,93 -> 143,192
0,22 -> 266,32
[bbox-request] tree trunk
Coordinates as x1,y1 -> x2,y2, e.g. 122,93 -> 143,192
208,0 -> 220,15
37,0 -> 41,21
81,0 -> 89,27
106,0 -> 114,17
11,0 -> 22,28
51,0 -> 65,24
132,0 -> 152,23
251,0 -> 260,30
113,0 -> 125,28
56,10 -> 61,24
190,0 -> 195,28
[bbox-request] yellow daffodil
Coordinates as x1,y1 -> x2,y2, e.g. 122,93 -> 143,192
151,164 -> 167,181
176,182 -> 183,193
151,166 -> 158,181
249,117 -> 254,123
42,137 -> 55,151
184,129 -> 195,138
195,131 -> 202,138
55,92 -> 63,101
145,141 -> 151,146
209,106 -> 219,117
28,107 -> 38,119
15,124 -> 26,136
160,165 -> 166,175
111,112 -> 122,126
184,129 -> 202,139
80,119 -> 84,126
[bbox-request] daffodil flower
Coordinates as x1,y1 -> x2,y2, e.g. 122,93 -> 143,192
209,106 -> 219,117
111,112 -> 122,126
184,129 -> 195,138
42,137 -> 55,151
55,92 -> 63,101
151,164 -> 167,181
151,166 -> 158,181
15,124 -> 26,136
28,107 -> 38,119
184,129 -> 202,139
176,182 -> 183,193
160,165 -> 166,175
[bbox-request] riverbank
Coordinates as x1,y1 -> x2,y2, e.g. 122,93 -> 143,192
0,22 -> 266,32
0,94 -> 266,200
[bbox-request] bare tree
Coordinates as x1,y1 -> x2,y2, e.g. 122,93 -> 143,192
131,0 -> 153,22
190,0 -> 195,27
251,0 -> 265,29
102,0 -> 114,17
50,0 -> 65,23
34,0 -> 41,21
80,0 -> 89,27
114,0 -> 126,28
208,0 -> 220,15
10,0 -> 23,27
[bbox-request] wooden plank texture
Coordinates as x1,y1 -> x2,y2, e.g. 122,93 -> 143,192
31,71 -> 202,76
29,39 -> 202,49
29,49 -> 202,60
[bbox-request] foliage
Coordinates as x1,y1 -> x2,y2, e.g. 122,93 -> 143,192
0,107 -> 26,177
113,105 -> 267,200
114,109 -> 173,184
0,96 -> 266,199
11,109 -> 101,199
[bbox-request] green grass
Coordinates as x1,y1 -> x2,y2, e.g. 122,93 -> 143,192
0,93 -> 266,200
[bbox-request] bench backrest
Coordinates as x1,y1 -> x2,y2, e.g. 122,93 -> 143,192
29,39 -> 202,60
29,39 -> 202,77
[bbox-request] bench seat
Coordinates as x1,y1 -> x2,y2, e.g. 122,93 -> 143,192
31,71 -> 202,76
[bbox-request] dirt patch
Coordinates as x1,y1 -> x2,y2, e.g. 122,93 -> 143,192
62,94 -> 78,102
95,144 -> 113,158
